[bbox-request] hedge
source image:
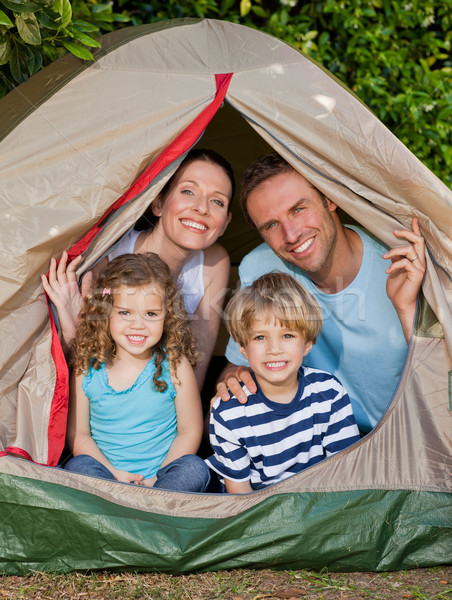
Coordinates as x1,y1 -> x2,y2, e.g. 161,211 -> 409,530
0,0 -> 450,184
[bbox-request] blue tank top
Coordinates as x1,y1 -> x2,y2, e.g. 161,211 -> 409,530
82,356 -> 177,478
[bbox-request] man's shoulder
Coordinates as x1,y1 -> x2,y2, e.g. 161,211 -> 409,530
347,225 -> 389,254
241,242 -> 280,266
301,365 -> 341,386
240,243 -> 307,283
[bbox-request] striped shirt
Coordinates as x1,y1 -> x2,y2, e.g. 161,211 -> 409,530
206,367 -> 360,490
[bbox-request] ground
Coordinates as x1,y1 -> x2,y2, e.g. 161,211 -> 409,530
1,566 -> 451,599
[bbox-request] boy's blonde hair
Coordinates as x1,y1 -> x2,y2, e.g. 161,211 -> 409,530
225,271 -> 323,348
71,253 -> 199,391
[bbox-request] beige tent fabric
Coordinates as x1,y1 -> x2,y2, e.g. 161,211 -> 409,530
1,332 -> 450,519
0,20 -> 451,495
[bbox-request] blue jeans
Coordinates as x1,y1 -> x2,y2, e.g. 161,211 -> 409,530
64,454 -> 211,493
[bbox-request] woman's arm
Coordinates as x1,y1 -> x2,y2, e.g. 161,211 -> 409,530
158,356 -> 204,468
67,373 -> 144,484
191,243 -> 230,389
41,251 -> 99,353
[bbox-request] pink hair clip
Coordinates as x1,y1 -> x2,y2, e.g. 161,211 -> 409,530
102,288 -> 111,297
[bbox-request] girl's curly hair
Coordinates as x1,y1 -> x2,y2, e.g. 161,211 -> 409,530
70,252 -> 199,392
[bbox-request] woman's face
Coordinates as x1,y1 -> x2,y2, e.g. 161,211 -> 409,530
152,159 -> 232,251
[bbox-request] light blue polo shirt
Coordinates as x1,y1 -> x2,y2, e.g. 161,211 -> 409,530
225,227 -> 407,433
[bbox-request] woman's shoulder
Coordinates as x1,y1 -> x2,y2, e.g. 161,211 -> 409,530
202,243 -> 230,290
203,242 -> 229,266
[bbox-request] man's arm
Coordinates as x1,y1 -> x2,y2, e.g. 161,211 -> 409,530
383,217 -> 426,342
214,362 -> 256,404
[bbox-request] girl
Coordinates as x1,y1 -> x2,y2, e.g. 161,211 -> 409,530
64,252 -> 210,491
42,149 -> 234,389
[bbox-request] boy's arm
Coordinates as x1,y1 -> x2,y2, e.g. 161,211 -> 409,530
67,373 -> 144,484
322,381 -> 360,456
159,356 -> 203,468
224,479 -> 253,494
207,400 -> 253,491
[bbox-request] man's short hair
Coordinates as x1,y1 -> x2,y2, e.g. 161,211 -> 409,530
225,271 -> 323,348
240,153 -> 327,229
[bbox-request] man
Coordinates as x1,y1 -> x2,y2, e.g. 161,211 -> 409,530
217,153 -> 425,433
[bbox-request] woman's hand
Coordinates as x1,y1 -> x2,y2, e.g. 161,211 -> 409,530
383,217 -> 426,342
41,251 -> 92,350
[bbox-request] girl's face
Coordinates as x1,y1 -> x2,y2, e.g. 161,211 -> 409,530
109,284 -> 165,362
152,159 -> 232,251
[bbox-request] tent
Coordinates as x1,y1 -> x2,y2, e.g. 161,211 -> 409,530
0,18 -> 451,575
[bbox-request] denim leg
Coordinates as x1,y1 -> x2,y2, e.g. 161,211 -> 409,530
64,454 -> 115,481
154,454 -> 210,492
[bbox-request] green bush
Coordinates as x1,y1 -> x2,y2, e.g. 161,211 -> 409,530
0,0 -> 131,96
1,0 -> 450,185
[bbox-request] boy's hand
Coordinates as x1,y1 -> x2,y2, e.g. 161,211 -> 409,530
213,363 -> 256,405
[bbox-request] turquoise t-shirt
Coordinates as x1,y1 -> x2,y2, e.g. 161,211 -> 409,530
83,356 -> 177,478
225,227 -> 407,433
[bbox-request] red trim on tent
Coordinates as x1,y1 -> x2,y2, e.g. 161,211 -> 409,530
68,73 -> 233,261
46,298 -> 70,465
3,447 -> 33,461
41,73 -> 233,466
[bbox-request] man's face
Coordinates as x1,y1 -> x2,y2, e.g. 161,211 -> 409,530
246,171 -> 338,276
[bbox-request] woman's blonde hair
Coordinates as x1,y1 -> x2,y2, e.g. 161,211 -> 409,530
71,253 -> 199,391
224,271 -> 323,348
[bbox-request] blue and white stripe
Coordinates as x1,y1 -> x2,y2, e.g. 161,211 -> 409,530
206,366 -> 360,490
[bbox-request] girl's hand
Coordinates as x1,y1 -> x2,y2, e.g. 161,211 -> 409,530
143,476 -> 157,487
113,469 -> 145,485
41,251 -> 92,349
383,217 -> 426,341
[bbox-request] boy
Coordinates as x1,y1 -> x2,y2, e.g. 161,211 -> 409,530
206,272 -> 360,493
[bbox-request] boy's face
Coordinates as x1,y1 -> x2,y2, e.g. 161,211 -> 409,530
239,311 -> 312,397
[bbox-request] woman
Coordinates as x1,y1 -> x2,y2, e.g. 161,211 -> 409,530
42,149 -> 233,388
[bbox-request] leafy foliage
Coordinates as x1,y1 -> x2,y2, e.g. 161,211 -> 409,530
0,0 -> 131,96
0,0 -> 450,184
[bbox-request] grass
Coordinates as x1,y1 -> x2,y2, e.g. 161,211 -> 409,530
1,566 -> 451,600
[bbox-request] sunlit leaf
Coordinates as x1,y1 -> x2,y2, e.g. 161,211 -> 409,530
71,29 -> 100,47
251,5 -> 266,18
0,8 -> 13,26
111,12 -> 130,22
52,0 -> 71,28
71,19 -> 99,32
304,30 -> 318,41
16,12 -> 41,44
62,39 -> 93,60
239,0 -> 251,17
